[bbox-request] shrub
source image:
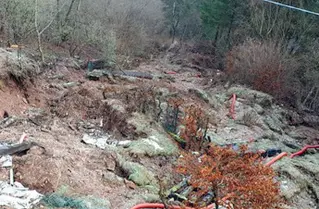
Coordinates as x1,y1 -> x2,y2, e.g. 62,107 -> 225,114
0,49 -> 39,86
226,39 -> 298,100
298,40 -> 319,112
180,105 -> 209,151
176,145 -> 284,209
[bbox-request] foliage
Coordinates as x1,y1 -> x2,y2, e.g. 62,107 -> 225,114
0,0 -> 164,64
226,39 -> 298,100
176,145 -> 284,209
246,0 -> 319,43
0,0 -> 35,43
180,105 -> 208,151
200,0 -> 234,39
2,0 -> 319,112
162,0 -> 202,42
297,40 -> 319,112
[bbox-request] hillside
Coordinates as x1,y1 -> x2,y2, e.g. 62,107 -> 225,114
0,47 -> 318,209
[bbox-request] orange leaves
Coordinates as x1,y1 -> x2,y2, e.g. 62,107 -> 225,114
180,105 -> 208,151
176,145 -> 284,209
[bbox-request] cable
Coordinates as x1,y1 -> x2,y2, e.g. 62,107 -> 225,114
261,0 -> 319,17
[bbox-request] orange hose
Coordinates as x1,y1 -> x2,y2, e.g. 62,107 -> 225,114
130,203 -> 215,209
290,145 -> 319,158
229,94 -> 236,120
265,152 -> 288,166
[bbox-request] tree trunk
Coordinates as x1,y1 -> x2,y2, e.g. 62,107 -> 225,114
214,26 -> 220,43
34,0 -> 67,62
37,33 -> 44,62
171,1 -> 179,43
35,0 -> 44,62
64,0 -> 76,25
56,0 -> 62,43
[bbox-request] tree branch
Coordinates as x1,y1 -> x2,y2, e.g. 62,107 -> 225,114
37,0 -> 68,35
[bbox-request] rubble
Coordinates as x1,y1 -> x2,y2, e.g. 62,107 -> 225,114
82,133 -> 132,148
0,49 -> 318,209
0,181 -> 42,209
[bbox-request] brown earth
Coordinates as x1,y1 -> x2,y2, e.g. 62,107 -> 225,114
0,46 -> 318,209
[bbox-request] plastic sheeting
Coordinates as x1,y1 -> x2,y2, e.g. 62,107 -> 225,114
0,181 -> 43,209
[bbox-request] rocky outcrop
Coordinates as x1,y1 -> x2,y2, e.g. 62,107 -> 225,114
227,86 -> 273,108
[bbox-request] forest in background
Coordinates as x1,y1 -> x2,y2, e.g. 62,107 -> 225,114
1,0 -> 319,114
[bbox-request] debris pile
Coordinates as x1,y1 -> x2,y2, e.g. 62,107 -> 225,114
0,134 -> 43,209
0,181 -> 42,209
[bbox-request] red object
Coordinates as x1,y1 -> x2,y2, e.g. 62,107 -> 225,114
229,94 -> 236,120
265,152 -> 288,166
196,74 -> 202,78
290,145 -> 319,158
130,203 -> 215,209
165,71 -> 177,75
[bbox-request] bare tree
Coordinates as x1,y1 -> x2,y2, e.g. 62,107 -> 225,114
34,0 -> 67,62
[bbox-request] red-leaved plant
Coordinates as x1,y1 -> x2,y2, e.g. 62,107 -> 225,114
176,145 -> 284,209
180,105 -> 208,151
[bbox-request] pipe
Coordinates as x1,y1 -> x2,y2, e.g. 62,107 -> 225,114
165,71 -> 177,75
130,203 -> 215,209
290,145 -> 319,158
229,94 -> 236,120
265,152 -> 288,166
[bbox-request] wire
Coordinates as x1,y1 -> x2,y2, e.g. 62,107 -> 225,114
261,0 -> 319,17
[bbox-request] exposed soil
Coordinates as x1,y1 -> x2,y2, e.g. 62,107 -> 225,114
0,47 -> 318,209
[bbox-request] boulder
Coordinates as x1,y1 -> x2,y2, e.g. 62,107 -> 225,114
128,132 -> 178,157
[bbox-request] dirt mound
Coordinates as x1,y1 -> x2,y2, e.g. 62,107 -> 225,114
49,85 -> 103,119
0,48 -> 39,85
